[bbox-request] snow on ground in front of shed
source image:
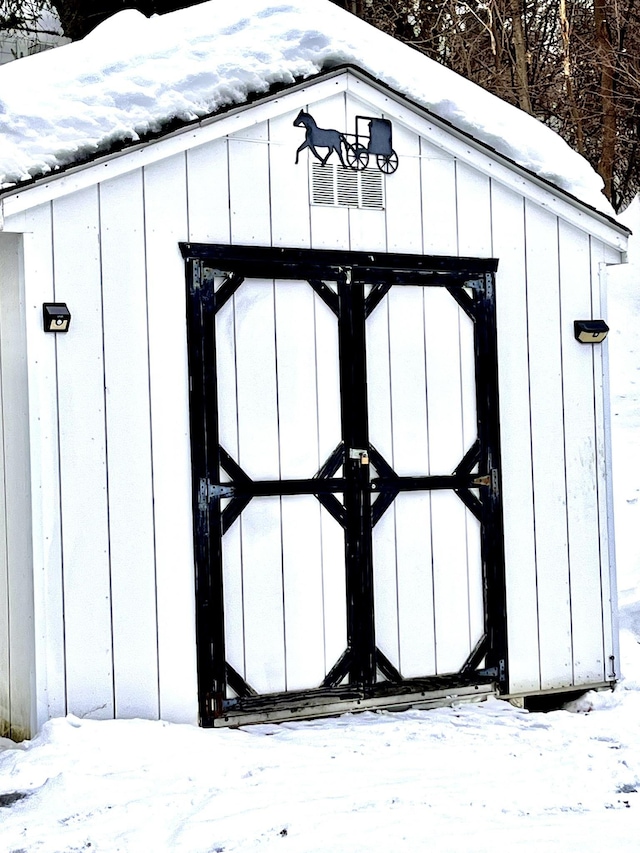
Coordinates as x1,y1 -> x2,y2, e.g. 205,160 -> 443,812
0,0 -> 614,216
0,213 -> 639,853
2,689 -> 640,853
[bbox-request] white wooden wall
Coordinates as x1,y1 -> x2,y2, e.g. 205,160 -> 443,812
0,233 -> 35,740
0,78 -> 623,730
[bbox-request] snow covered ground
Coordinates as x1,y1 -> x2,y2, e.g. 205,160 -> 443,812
0,213 -> 638,851
2,686 -> 640,853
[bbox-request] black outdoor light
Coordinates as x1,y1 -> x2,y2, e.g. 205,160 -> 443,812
574,319 -> 609,344
43,303 -> 71,333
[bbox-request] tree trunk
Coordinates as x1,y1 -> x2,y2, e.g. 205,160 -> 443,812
594,0 -> 617,202
559,0 -> 585,155
509,0 -> 532,113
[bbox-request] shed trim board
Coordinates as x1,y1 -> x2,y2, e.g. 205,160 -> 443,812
0,69 -> 622,736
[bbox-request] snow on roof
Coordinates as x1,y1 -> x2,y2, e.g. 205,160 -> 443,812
0,0 -> 614,216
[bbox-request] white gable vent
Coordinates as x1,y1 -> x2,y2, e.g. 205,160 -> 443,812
311,163 -> 384,210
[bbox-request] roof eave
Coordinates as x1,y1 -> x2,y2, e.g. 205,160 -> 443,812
0,64 -> 630,239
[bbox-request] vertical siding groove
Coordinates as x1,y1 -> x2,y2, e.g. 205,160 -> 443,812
50,207 -> 68,716
226,138 -> 232,244
231,294 -> 247,681
272,280 -> 287,690
522,200 -> 543,689
418,137 -> 426,256
453,160 -> 460,256
556,218 -> 575,684
0,280 -> 10,733
383,292 -> 400,671
267,119 -> 274,248
421,290 -> 437,674
141,165 -> 162,720
97,183 -> 117,714
311,293 -> 327,676
589,238 -> 608,678
184,150 -> 191,243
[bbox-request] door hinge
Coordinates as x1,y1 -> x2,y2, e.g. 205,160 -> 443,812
199,478 -> 235,511
190,259 -> 202,292
484,275 -> 494,299
477,659 -> 505,682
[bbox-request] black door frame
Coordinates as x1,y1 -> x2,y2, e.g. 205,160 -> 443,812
181,243 -> 507,726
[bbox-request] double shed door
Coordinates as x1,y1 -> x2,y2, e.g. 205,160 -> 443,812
183,244 -> 506,724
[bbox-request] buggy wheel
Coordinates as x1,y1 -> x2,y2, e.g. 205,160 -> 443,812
346,144 -> 369,171
376,151 -> 399,174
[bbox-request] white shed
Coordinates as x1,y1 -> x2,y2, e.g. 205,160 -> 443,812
0,1 -> 628,738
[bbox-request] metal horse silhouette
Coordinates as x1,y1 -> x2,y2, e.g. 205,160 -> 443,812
293,110 -> 399,174
294,110 -> 347,166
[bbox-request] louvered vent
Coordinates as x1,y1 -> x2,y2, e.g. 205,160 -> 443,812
311,163 -> 384,210
360,168 -> 385,209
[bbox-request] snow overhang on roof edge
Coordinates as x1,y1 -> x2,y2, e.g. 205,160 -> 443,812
0,65 -> 630,242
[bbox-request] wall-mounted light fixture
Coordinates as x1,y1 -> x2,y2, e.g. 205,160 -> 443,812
43,303 -> 71,333
574,319 -> 609,344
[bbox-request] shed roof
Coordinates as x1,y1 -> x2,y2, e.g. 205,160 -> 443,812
0,0 -> 620,222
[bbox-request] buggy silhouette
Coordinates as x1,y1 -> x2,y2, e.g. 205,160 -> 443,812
345,116 -> 399,174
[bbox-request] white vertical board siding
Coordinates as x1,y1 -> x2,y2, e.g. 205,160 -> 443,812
269,112 -> 312,248
100,171 -> 159,719
558,221 -> 606,684
239,497 -> 287,694
229,122 -> 272,246
52,187 -> 114,719
22,203 -> 66,727
224,277 -> 285,693
143,154 -> 198,723
456,162 -> 492,257
314,293 -> 347,671
187,139 -> 231,244
367,294 -> 400,671
420,139 -> 456,255
275,281 -> 326,688
491,184 -> 540,694
524,202 -> 573,690
215,293 -> 244,687
307,94 -> 350,250
424,289 -> 477,673
234,279 -> 280,480
369,287 -> 437,677
344,96 -> 386,252
0,233 -> 35,739
384,121 -> 422,253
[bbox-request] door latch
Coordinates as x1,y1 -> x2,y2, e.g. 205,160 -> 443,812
348,448 -> 369,465
472,468 -> 499,494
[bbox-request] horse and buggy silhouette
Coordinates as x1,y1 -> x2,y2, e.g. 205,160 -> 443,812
294,110 -> 399,174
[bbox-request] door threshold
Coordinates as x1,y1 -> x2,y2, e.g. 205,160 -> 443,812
210,681 -> 497,727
